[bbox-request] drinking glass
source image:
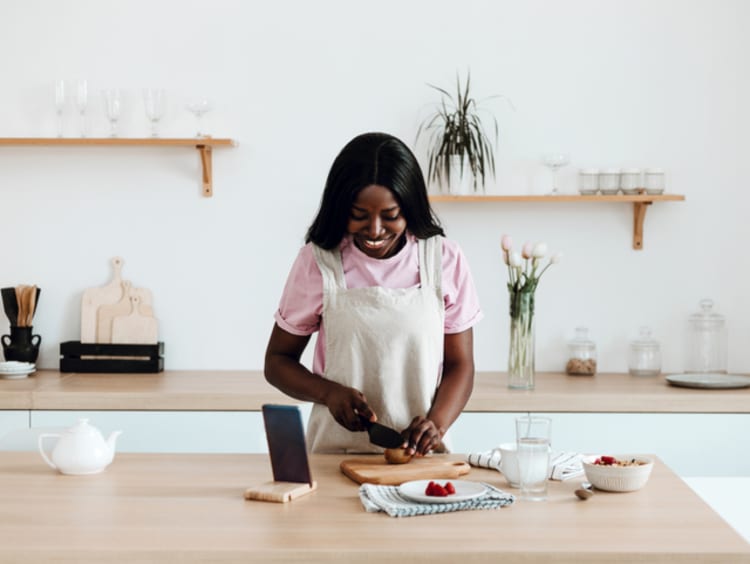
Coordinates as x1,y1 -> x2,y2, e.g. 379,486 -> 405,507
516,416 -> 551,501
76,79 -> 88,137
54,79 -> 65,138
102,89 -> 122,138
143,89 -> 166,137
542,153 -> 570,195
186,98 -> 212,138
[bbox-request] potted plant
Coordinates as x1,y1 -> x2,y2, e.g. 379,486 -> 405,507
416,71 -> 506,194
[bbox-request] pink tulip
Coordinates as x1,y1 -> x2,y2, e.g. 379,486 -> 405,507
522,242 -> 534,259
501,234 -> 513,251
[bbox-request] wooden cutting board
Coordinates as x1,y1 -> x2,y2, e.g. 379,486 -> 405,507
340,456 -> 471,485
80,257 -> 124,343
111,296 -> 158,344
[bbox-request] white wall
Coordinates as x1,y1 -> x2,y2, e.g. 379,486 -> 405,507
0,0 -> 748,374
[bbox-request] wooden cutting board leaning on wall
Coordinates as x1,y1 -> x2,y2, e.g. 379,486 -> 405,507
111,295 -> 158,344
80,257 -> 124,343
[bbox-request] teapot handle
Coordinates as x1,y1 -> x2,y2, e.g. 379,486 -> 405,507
1,334 -> 9,347
38,433 -> 61,470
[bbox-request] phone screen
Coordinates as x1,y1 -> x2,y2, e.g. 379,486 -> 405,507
262,404 -> 313,485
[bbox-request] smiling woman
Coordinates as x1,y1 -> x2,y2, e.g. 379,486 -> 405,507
264,132 -> 483,456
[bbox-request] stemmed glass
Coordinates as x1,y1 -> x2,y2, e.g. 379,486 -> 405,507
542,153 -> 570,195
54,79 -> 65,138
75,79 -> 88,137
186,98 -> 212,138
102,89 -> 122,137
143,89 -> 166,137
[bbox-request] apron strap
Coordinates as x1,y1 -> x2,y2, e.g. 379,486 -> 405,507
419,236 -> 443,293
312,244 -> 347,297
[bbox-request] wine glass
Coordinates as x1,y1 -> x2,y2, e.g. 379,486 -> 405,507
143,88 -> 166,137
186,98 -> 212,138
75,79 -> 88,137
102,89 -> 122,137
54,79 -> 65,138
542,153 -> 570,195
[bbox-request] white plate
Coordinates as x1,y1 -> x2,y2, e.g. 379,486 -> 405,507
666,373 -> 750,389
0,361 -> 35,372
398,479 -> 487,504
0,369 -> 35,379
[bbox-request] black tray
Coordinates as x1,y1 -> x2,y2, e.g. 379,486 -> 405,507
59,341 -> 164,373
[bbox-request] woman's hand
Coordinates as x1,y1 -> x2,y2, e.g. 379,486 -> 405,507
324,383 -> 376,432
402,415 -> 445,456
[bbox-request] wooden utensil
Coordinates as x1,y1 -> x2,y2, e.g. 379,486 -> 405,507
81,257 -> 124,343
340,456 -> 471,485
111,295 -> 158,344
26,285 -> 37,327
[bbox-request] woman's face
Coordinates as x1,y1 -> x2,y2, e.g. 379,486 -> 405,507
347,184 -> 407,259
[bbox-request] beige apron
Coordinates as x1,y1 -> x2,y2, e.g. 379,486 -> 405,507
307,236 -> 445,453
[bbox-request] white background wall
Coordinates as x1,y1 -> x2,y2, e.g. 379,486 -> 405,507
0,0 -> 748,375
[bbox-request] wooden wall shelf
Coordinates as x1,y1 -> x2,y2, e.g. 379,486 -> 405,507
429,193 -> 686,250
0,137 -> 238,197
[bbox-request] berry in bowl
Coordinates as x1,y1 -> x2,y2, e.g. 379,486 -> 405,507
582,455 -> 654,492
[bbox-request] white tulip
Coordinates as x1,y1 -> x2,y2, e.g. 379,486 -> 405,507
509,251 -> 522,267
532,242 -> 548,258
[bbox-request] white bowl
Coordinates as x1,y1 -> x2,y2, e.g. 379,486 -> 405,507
582,455 -> 654,492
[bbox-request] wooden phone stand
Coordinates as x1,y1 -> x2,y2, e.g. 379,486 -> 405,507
244,481 -> 318,503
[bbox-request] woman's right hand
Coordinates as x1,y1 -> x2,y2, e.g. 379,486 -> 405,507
324,383 -> 376,432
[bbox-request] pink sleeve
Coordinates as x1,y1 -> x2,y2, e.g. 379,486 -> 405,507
442,239 -> 484,334
273,244 -> 323,336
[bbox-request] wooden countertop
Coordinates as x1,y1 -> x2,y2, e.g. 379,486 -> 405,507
1,369 -> 749,412
0,452 -> 747,563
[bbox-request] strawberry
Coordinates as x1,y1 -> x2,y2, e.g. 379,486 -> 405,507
445,481 -> 456,494
600,455 -> 616,465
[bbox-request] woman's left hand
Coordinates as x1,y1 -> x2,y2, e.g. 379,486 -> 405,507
402,416 -> 445,456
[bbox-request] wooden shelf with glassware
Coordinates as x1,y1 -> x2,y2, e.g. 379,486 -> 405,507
0,137 -> 238,197
429,192 -> 686,250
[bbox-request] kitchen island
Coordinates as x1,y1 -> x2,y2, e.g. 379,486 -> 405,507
0,452 -> 747,563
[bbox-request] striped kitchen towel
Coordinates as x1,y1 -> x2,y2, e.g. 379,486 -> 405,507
467,450 -> 585,481
358,482 -> 514,518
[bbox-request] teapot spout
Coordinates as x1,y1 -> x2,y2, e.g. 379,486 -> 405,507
106,430 -> 123,462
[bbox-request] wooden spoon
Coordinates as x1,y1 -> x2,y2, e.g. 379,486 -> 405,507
15,285 -> 26,327
27,285 -> 37,327
575,482 -> 594,500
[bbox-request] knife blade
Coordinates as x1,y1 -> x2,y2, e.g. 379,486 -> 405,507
360,416 -> 404,449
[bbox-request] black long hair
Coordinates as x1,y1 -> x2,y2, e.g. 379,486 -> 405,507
306,132 -> 444,249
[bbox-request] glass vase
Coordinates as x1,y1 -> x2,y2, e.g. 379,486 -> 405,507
508,291 -> 535,390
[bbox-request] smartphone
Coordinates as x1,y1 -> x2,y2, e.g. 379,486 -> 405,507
261,404 -> 313,485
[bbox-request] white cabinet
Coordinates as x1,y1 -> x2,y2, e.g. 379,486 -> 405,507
30,405 -> 314,454
0,410 -> 30,450
451,412 -> 750,477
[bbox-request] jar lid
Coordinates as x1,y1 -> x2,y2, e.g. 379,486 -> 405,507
688,299 -> 725,327
601,168 -> 620,174
631,326 -> 659,349
645,168 -> 665,174
621,168 -> 642,174
579,168 -> 599,174
569,326 -> 594,345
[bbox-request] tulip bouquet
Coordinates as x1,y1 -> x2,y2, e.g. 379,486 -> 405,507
501,235 -> 560,390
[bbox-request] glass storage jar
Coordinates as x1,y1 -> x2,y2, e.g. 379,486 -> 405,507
598,169 -> 620,195
578,168 -> 599,194
566,326 -> 597,376
685,299 -> 727,373
620,168 -> 642,195
628,327 -> 661,376
644,168 -> 665,194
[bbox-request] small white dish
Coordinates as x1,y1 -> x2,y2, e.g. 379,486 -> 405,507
583,455 -> 654,492
0,361 -> 36,378
398,479 -> 487,504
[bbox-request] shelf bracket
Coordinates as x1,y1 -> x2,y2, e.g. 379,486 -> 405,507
632,201 -> 652,250
196,144 -> 213,197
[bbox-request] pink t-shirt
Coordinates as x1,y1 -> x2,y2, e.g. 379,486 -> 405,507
274,232 -> 483,375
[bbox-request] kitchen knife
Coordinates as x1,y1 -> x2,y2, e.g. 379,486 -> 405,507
360,415 -> 404,449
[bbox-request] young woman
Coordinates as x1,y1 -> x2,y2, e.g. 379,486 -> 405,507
264,132 -> 482,455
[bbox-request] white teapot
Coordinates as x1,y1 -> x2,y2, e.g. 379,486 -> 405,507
38,418 -> 122,475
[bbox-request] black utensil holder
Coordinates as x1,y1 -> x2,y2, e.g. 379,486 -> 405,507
2,326 -> 41,363
59,341 -> 164,373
